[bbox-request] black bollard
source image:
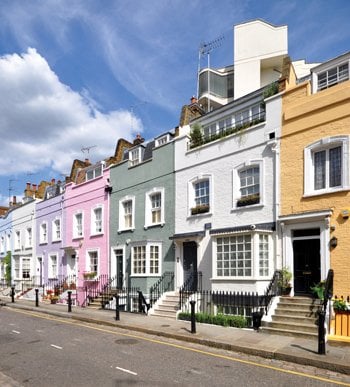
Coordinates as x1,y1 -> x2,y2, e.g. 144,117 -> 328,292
115,295 -> 120,321
35,288 -> 39,307
11,286 -> 15,303
190,300 -> 196,334
67,291 -> 72,313
318,310 -> 326,355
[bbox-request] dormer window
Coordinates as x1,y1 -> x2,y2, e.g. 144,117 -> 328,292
86,163 -> 103,181
317,63 -> 348,91
129,147 -> 143,167
155,135 -> 170,147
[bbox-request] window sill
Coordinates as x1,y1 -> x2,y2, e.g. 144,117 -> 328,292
232,203 -> 264,212
187,211 -> 212,219
39,242 -> 48,246
118,228 -> 134,234
303,186 -> 350,198
52,239 -> 62,243
130,273 -> 161,277
90,232 -> 104,237
72,236 -> 84,240
144,223 -> 165,230
211,276 -> 254,281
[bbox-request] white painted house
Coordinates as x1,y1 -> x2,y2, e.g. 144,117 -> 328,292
172,19 -> 286,293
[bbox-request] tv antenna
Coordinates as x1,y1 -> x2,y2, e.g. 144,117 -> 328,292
81,145 -> 97,156
197,35 -> 224,112
8,179 -> 18,205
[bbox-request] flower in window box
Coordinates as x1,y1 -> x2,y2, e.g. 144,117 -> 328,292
83,271 -> 97,280
191,204 -> 210,215
236,194 -> 260,207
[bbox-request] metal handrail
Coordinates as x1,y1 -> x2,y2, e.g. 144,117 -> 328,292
262,270 -> 282,314
149,271 -> 174,307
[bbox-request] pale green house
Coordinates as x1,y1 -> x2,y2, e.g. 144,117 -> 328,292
109,132 -> 176,296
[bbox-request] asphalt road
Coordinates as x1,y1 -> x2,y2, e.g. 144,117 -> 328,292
0,308 -> 349,387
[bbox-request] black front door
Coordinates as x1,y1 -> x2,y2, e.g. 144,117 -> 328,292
115,249 -> 123,289
293,238 -> 320,295
183,241 -> 197,291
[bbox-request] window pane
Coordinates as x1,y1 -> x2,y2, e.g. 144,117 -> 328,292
194,180 -> 209,206
314,150 -> 326,190
329,146 -> 342,187
216,235 -> 252,277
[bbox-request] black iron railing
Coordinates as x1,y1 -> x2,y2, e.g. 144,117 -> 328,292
179,289 -> 264,325
262,270 -> 281,314
179,271 -> 202,309
81,274 -> 109,307
149,271 -> 174,308
318,269 -> 334,355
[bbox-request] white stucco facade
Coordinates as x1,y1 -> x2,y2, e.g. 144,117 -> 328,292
234,20 -> 287,99
173,92 -> 282,294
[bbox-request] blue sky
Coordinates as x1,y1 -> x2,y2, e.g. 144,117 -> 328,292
0,0 -> 349,206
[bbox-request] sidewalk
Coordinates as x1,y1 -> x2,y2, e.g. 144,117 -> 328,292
1,297 -> 350,376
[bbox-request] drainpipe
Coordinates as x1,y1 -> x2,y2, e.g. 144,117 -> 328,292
271,139 -> 281,270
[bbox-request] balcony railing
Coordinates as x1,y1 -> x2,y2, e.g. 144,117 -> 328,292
189,112 -> 266,150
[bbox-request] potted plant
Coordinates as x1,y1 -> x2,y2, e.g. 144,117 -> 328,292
83,271 -> 97,280
310,280 -> 325,300
50,295 -> 59,304
278,267 -> 292,295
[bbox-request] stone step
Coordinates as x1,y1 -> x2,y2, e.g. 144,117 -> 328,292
277,303 -> 321,313
274,308 -> 319,318
272,314 -> 318,325
261,326 -> 318,339
262,320 -> 318,334
278,296 -> 320,304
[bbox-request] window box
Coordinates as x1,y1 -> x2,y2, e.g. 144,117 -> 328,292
191,204 -> 210,215
236,194 -> 260,207
83,271 -> 97,280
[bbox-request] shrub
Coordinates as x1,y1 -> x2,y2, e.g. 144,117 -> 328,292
178,312 -> 247,328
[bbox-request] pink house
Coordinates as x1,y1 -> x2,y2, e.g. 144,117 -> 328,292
63,159 -> 111,306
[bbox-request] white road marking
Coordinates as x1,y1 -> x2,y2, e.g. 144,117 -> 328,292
50,344 -> 63,350
116,367 -> 137,376
12,330 -> 20,334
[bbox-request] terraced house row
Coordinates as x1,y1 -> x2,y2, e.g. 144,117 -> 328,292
0,20 -> 349,324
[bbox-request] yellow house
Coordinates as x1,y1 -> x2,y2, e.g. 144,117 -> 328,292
280,52 -> 350,298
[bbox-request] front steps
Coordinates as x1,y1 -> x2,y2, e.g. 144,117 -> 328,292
150,291 -> 180,319
262,296 -> 322,339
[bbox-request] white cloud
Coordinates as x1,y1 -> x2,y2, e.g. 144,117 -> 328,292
0,48 -> 142,176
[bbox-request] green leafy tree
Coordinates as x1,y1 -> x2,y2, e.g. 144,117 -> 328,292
190,123 -> 203,148
4,251 -> 11,286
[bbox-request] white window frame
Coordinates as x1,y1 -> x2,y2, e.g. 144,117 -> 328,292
22,257 -> 31,279
73,211 -> 84,239
14,257 -> 20,279
40,222 -> 48,244
213,232 -> 272,280
91,205 -> 103,235
129,147 -> 143,167
14,230 -> 21,250
86,163 -> 103,181
155,135 -> 170,147
48,253 -> 58,278
233,160 -> 264,209
188,174 -> 213,216
86,249 -> 99,275
118,196 -> 135,232
144,187 -> 165,228
131,242 -> 162,276
304,136 -> 350,196
312,56 -> 350,93
25,227 -> 32,248
0,236 -> 4,254
52,217 -> 61,242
